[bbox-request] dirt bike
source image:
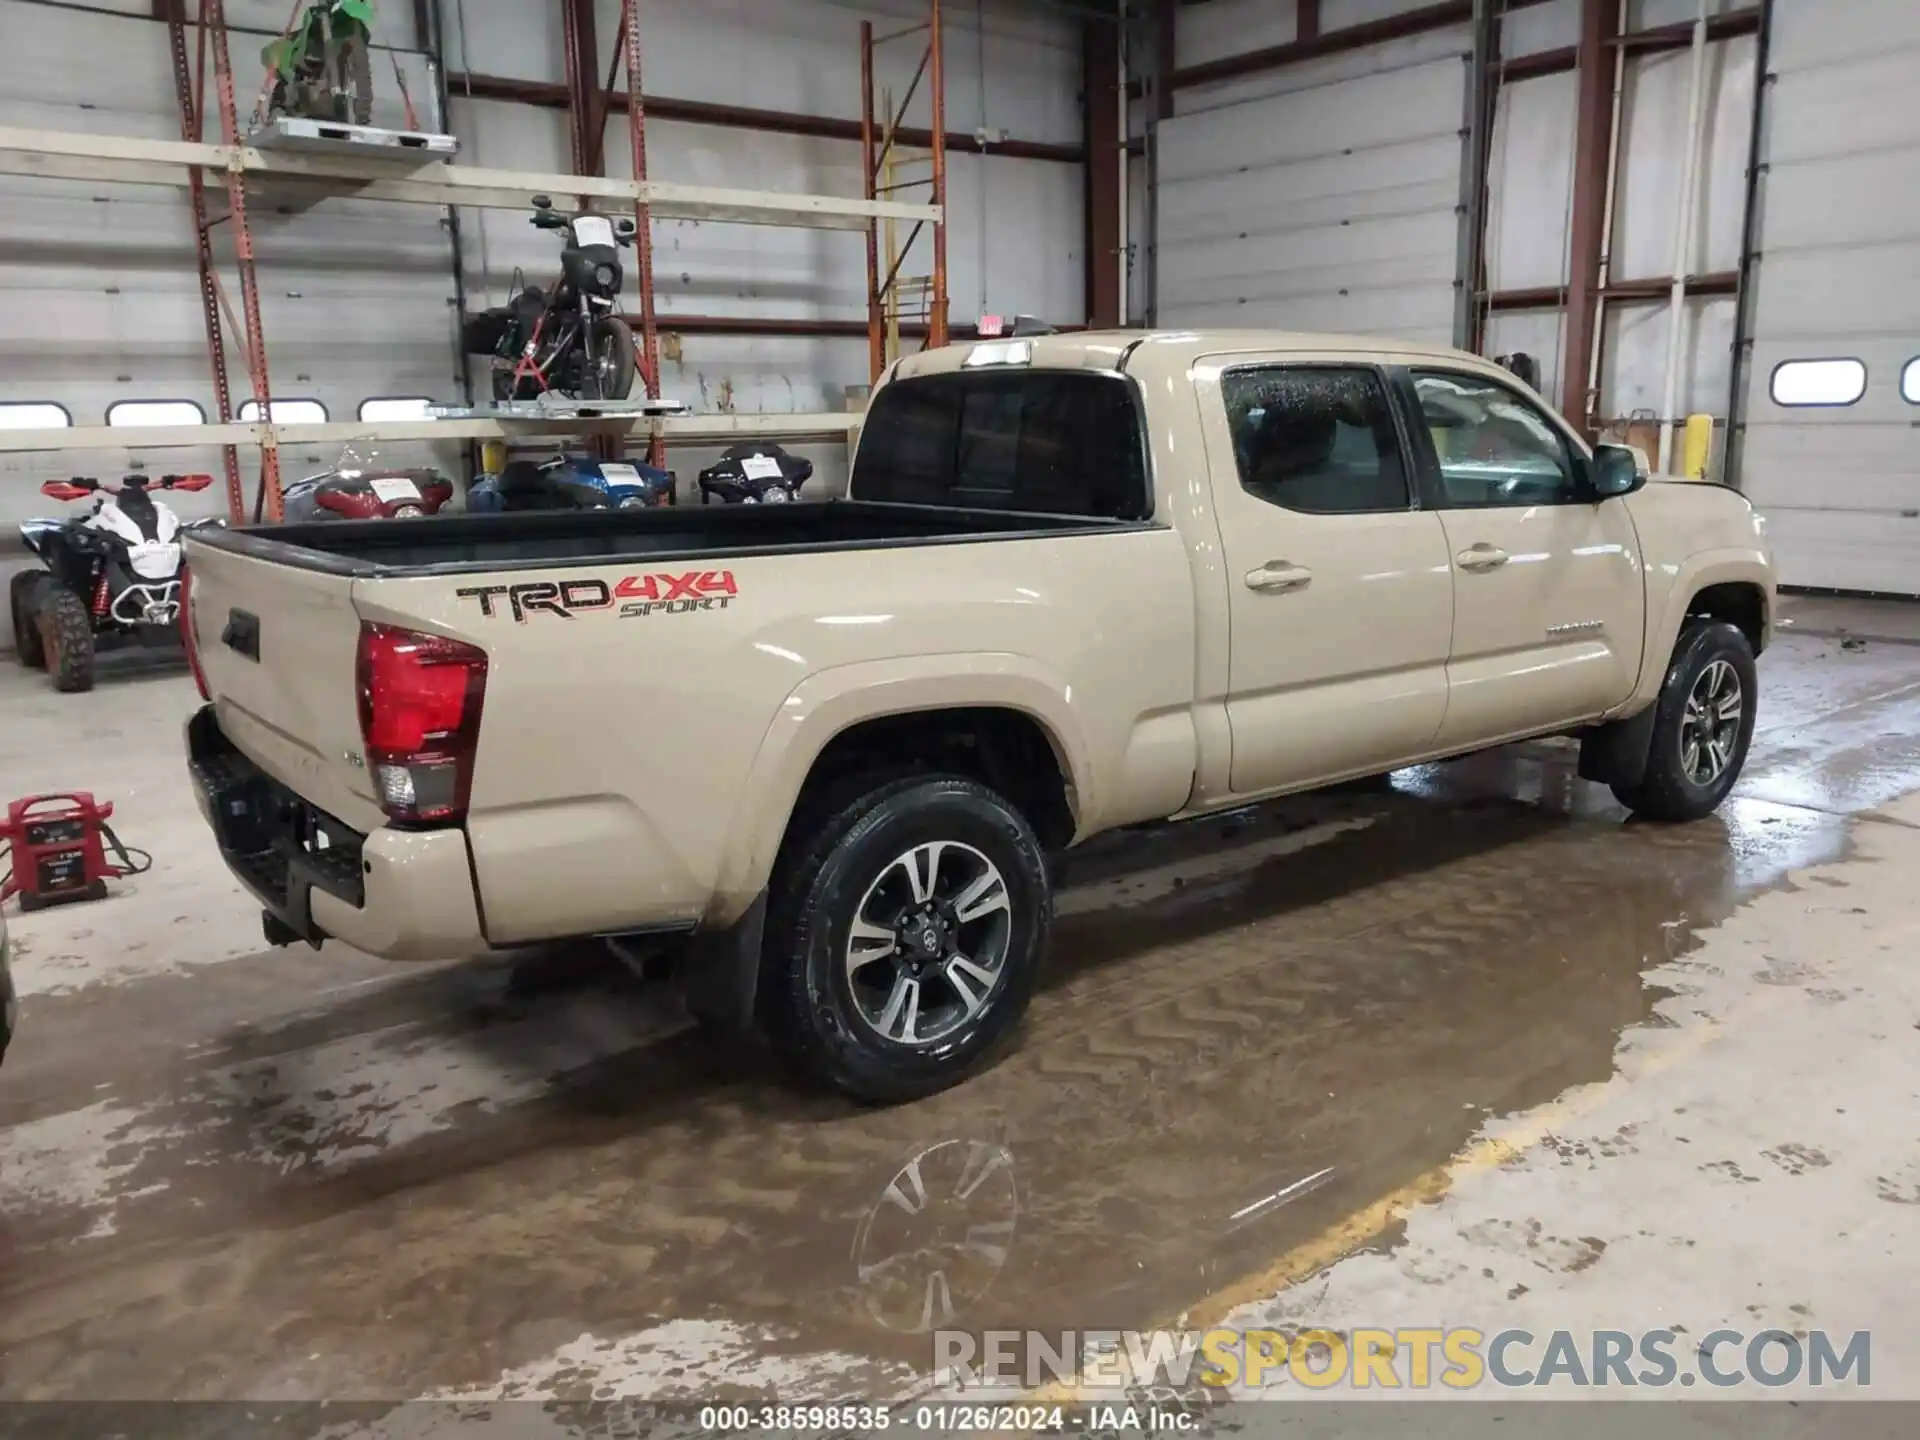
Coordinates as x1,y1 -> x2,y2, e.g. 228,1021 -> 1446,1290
264,0 -> 375,126
463,197 -> 640,404
10,474 -> 216,693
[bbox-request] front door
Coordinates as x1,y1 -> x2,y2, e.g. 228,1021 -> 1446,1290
1401,368 -> 1646,749
1200,359 -> 1456,796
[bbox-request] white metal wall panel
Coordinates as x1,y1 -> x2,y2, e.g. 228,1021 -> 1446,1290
1155,39 -> 1469,343
1737,0 -> 1920,592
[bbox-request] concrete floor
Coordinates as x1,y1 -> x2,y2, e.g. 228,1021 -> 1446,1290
1,598 -> 1918,1427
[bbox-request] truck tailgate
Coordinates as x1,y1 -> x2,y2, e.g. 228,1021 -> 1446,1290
184,538 -> 380,830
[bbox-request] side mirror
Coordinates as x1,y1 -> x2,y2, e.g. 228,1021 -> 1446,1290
531,194 -> 553,211
1589,444 -> 1645,499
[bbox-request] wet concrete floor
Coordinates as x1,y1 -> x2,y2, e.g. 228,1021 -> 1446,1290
2,601 -> 1920,1406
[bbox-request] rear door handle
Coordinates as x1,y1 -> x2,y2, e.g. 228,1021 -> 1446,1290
1245,562 -> 1313,593
1455,544 -> 1510,573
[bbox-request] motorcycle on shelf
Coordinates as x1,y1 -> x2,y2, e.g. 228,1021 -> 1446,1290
9,473 -> 218,694
280,442 -> 455,522
697,444 -> 813,505
463,196 -> 641,405
467,454 -> 677,513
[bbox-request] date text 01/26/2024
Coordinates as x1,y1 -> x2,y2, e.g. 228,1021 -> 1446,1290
696,1405 -> 1198,1433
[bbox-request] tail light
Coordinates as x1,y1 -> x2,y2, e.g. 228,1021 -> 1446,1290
355,623 -> 488,827
179,565 -> 210,701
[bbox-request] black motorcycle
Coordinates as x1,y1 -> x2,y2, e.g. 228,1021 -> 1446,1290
464,196 -> 640,404
697,444 -> 813,505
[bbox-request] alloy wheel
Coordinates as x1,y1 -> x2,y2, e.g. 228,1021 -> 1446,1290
845,840 -> 1013,1047
1680,658 -> 1742,785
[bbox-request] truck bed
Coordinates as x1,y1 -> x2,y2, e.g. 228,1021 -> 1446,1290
189,499 -> 1145,578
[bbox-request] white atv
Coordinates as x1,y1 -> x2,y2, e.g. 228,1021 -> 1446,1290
9,473 -> 218,693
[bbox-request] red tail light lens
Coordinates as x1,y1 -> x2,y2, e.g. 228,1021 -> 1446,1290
355,622 -> 488,827
179,565 -> 210,701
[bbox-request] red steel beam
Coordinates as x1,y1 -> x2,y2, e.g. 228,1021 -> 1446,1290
163,0 -> 243,524
1297,0 -> 1322,44
621,0 -> 664,467
926,0 -> 950,352
860,20 -> 884,383
621,315 -> 1082,340
1559,0 -> 1615,435
1082,16 -> 1122,328
1487,270 -> 1741,313
1166,0 -> 1555,94
447,72 -> 1083,164
203,0 -> 281,520
1498,5 -> 1759,82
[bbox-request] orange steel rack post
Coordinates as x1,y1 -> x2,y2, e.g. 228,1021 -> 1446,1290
861,0 -> 950,385
163,0 -> 282,522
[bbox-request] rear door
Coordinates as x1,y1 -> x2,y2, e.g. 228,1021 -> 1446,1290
183,538 -> 380,830
1196,355 -> 1455,795
1399,367 -> 1645,749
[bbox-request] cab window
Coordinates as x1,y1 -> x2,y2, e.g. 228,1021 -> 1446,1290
1221,365 -> 1410,515
852,371 -> 1149,520
1411,371 -> 1582,507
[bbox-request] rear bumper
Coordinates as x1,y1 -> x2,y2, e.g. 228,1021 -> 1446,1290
186,706 -> 487,961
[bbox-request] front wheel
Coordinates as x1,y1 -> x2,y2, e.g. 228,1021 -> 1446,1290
762,775 -> 1051,1104
37,584 -> 96,693
1611,619 -> 1757,822
586,318 -> 637,401
9,572 -> 46,669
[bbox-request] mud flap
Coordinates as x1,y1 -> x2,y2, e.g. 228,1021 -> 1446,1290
1578,702 -> 1660,791
675,891 -> 768,1035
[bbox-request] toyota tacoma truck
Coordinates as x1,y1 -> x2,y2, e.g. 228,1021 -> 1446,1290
181,330 -> 1774,1102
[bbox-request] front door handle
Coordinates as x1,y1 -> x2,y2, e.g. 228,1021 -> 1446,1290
1455,544 -> 1510,573
1245,562 -> 1313,593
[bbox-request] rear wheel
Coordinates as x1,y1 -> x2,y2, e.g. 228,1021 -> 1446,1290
9,572 -> 46,669
37,584 -> 96,693
762,774 -> 1051,1104
587,318 -> 637,401
1611,620 -> 1756,822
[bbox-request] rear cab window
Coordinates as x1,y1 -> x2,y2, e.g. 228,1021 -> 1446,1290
850,371 -> 1151,520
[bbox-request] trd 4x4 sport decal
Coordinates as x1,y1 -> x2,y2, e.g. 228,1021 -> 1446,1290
457,570 -> 737,622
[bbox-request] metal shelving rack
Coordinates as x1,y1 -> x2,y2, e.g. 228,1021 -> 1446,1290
861,0 -> 950,384
0,0 -> 945,517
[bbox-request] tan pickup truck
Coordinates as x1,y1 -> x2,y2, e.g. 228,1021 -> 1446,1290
182,330 -> 1774,1101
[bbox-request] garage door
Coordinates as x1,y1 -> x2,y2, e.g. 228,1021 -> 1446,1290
1737,0 -> 1920,593
1154,37 -> 1470,345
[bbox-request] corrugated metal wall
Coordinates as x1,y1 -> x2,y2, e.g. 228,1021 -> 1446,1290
1734,0 -> 1920,593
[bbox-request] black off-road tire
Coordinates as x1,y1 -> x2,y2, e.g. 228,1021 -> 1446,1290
761,773 -> 1051,1105
9,571 -> 46,669
37,584 -> 96,694
1611,619 -> 1757,822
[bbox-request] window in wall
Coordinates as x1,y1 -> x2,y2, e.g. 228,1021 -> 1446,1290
1770,358 -> 1866,408
1410,371 -> 1581,507
0,402 -> 72,430
1902,358 -> 1920,405
358,396 -> 437,423
238,398 -> 328,424
1221,366 -> 1410,515
851,371 -> 1149,520
106,400 -> 206,428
